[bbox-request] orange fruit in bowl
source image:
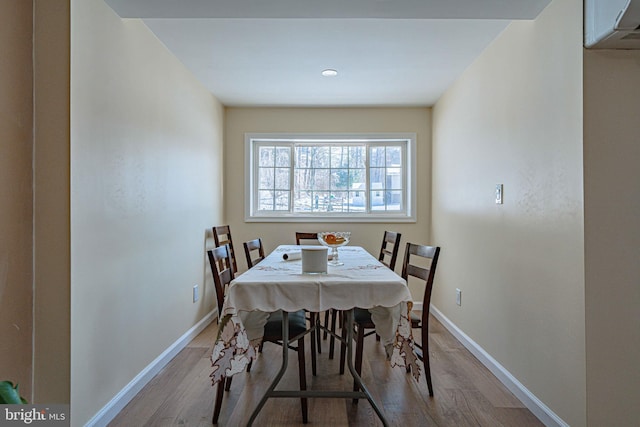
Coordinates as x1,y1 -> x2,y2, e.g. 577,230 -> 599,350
324,234 -> 337,244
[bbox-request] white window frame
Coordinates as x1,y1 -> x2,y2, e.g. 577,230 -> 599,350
244,133 -> 417,223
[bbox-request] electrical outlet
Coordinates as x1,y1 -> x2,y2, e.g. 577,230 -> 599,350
193,285 -> 199,303
456,288 -> 462,306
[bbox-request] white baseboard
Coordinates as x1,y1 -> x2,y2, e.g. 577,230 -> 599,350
422,304 -> 568,427
85,309 -> 217,427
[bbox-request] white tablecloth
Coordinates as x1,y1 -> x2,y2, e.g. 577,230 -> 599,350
211,245 -> 420,384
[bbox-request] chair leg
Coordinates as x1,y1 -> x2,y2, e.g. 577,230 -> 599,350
212,380 -> 225,424
297,338 -> 308,423
316,312 -> 322,352
248,342 -> 261,374
311,320 -> 317,377
352,322 -> 366,404
328,308 -> 338,359
224,376 -> 233,391
310,312 -> 321,355
421,324 -> 433,396
309,313 -> 317,376
339,316 -> 348,375
322,310 -> 330,339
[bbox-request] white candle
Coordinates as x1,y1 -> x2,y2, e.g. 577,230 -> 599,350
301,247 -> 328,274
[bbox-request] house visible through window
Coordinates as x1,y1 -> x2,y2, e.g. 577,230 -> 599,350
245,133 -> 416,222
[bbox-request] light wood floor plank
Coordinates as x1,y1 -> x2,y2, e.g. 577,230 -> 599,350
108,314 -> 544,427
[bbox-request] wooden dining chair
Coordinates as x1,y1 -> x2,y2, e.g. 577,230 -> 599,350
293,232 -> 325,358
207,244 -> 234,324
206,244 -> 235,423
346,242 -> 440,397
244,237 -> 317,375
295,231 -> 319,245
243,238 -> 265,269
378,230 -> 402,270
208,242 -> 310,424
213,225 -> 238,273
330,231 -> 403,361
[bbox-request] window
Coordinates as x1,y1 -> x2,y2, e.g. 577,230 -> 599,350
245,133 -> 416,222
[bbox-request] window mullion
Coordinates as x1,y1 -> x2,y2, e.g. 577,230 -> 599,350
253,142 -> 259,214
365,142 -> 371,214
289,143 -> 294,213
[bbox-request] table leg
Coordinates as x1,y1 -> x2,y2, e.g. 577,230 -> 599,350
247,311 -> 290,426
246,310 -> 389,427
343,309 -> 389,427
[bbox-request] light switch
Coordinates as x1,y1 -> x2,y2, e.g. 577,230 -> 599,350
495,184 -> 503,204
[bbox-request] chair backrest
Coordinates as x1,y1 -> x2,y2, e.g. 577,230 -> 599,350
207,244 -> 235,315
295,232 -> 318,245
213,225 -> 237,273
378,231 -> 402,270
401,243 -> 440,323
243,238 -> 265,269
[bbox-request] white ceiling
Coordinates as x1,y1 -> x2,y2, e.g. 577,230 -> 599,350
103,0 -> 551,107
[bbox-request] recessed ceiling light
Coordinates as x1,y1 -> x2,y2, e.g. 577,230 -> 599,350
321,69 -> 338,77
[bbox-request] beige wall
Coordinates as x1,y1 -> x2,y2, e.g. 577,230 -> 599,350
20,0 -> 638,425
224,107 -> 432,294
0,0 -> 33,400
70,0 -> 224,423
431,0 -> 585,425
583,49 -> 640,427
33,0 -> 71,404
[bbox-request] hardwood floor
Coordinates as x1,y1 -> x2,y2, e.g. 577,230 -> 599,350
109,314 -> 543,426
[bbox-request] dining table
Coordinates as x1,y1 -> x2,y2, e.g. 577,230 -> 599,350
210,244 -> 421,426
